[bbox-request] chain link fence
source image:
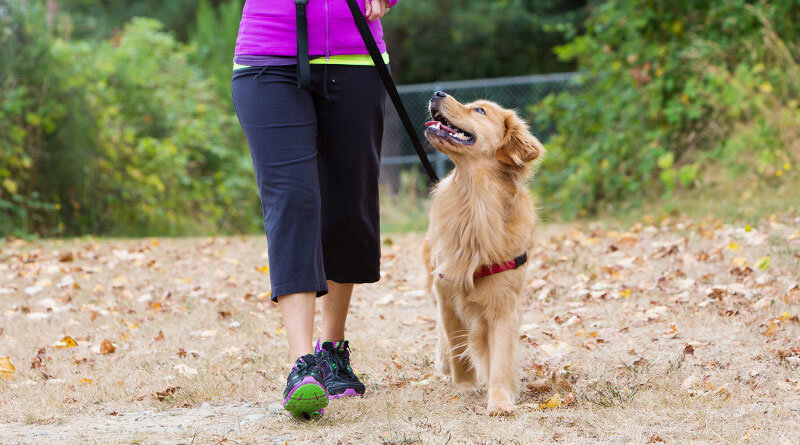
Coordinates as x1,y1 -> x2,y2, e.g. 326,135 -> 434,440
380,72 -> 578,189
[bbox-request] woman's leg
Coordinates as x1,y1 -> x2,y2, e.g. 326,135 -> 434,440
315,64 -> 387,286
321,281 -> 354,342
309,65 -> 387,399
231,66 -> 328,365
279,292 -> 317,361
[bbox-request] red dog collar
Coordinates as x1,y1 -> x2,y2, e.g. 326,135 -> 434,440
473,252 -> 528,279
437,252 -> 528,281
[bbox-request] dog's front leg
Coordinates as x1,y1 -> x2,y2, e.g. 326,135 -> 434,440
435,317 -> 451,376
486,312 -> 519,416
436,294 -> 477,388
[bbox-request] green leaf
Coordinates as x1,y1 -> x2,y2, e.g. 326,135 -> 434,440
657,153 -> 674,170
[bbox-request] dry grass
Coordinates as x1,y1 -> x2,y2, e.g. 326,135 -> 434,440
1,212 -> 799,444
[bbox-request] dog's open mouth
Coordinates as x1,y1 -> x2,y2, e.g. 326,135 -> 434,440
425,110 -> 475,145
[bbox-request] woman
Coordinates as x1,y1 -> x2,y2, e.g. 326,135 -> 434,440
230,0 -> 396,419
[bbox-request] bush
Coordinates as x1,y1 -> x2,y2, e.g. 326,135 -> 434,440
0,0 -> 60,236
534,0 -> 799,217
1,1 -> 259,236
190,0 -> 243,97
383,0 -> 587,84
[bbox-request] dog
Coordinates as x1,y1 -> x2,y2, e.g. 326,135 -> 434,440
421,91 -> 544,416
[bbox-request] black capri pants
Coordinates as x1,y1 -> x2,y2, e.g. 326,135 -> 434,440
231,64 -> 387,302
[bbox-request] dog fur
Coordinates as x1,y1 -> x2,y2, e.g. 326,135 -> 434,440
421,93 -> 544,416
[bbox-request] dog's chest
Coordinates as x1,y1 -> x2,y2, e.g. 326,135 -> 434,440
429,182 -> 525,270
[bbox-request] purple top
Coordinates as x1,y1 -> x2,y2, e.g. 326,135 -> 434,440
234,0 -> 398,58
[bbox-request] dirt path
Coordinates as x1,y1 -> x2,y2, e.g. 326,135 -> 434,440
1,214 -> 799,444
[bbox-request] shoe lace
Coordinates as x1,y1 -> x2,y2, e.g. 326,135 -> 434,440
330,345 -> 355,377
292,355 -> 317,377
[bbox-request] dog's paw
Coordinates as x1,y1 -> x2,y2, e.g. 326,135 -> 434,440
487,402 -> 516,417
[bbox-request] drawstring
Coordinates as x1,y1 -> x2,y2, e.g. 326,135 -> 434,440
254,65 -> 269,80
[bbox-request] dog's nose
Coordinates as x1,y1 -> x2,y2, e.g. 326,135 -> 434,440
434,91 -> 447,98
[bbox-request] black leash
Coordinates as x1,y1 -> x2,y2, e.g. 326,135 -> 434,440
294,0 -> 311,89
294,0 -> 438,184
344,0 -> 438,184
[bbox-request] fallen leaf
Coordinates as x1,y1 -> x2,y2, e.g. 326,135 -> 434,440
617,235 -> 638,248
652,244 -> 679,259
755,256 -> 771,270
764,319 -> 779,337
153,330 -> 165,342
154,386 -> 180,401
80,378 -> 94,384
190,330 -> 217,338
100,339 -> 116,355
173,364 -> 198,376
53,336 -> 78,349
31,348 -> 46,369
255,265 -> 270,275
752,298 -> 771,310
392,353 -> 403,370
59,252 -> 74,262
0,357 -> 15,380
683,345 -> 695,356
731,257 -> 748,268
727,242 -> 741,251
645,306 -> 668,320
537,393 -> 562,409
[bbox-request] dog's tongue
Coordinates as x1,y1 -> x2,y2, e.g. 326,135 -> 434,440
424,121 -> 457,134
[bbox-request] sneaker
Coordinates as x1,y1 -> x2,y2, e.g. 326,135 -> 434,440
282,353 -> 329,419
315,339 -> 366,399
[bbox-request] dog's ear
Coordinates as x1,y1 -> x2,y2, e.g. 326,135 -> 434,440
495,112 -> 545,167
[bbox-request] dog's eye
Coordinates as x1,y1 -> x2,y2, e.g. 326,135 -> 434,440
474,107 -> 486,115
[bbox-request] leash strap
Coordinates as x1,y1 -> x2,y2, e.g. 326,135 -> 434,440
344,0 -> 439,184
295,0 -> 311,89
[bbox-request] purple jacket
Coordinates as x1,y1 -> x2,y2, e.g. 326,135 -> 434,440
235,0 -> 399,57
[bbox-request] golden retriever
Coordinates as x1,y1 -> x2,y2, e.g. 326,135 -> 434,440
421,91 -> 544,416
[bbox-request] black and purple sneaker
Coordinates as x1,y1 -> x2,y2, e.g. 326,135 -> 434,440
282,353 -> 329,419
315,340 -> 366,399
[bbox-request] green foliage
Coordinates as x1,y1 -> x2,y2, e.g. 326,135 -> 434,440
190,0 -> 243,97
383,0 -> 586,83
56,0 -> 240,41
1,1 -> 259,236
535,0 -> 800,217
0,0 -> 60,236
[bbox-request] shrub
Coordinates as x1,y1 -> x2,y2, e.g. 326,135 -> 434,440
1,1 -> 259,236
534,0 -> 799,217
190,0 -> 243,98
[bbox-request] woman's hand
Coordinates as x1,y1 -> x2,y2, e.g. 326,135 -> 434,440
365,0 -> 390,22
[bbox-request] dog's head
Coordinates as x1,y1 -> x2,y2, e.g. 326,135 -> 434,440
424,91 -> 545,169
